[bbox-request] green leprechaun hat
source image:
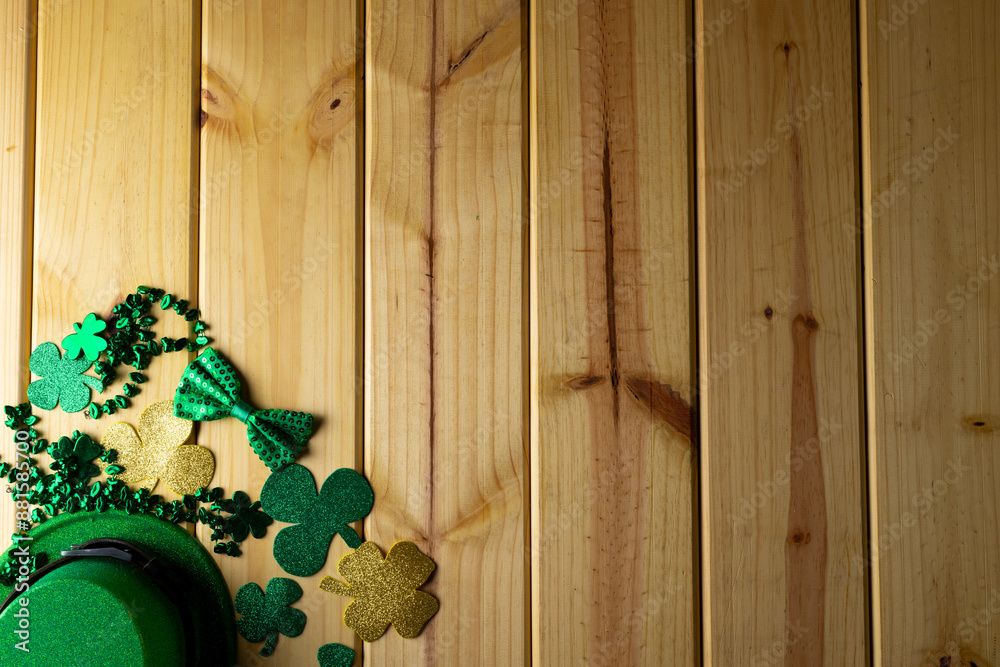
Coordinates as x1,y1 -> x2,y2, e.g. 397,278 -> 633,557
0,510 -> 236,666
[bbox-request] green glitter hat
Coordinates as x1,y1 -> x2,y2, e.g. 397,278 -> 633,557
0,510 -> 236,666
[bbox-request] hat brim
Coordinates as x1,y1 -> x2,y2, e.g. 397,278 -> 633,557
0,510 -> 236,665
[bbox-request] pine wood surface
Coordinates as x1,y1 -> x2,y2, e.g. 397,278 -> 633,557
30,0 -> 198,500
199,1 -> 361,664
365,0 -> 526,664
531,0 -> 697,664
0,1 -> 996,665
0,0 -> 34,545
697,0 -> 867,664
863,1 -> 1000,665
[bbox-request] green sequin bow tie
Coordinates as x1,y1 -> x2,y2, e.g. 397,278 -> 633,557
173,348 -> 313,471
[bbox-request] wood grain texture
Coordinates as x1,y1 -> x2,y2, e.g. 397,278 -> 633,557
199,0 -> 360,664
31,0 -> 197,492
696,0 -> 866,664
531,0 -> 697,664
862,1 -> 1000,664
1,0 -> 34,542
365,0 -> 525,664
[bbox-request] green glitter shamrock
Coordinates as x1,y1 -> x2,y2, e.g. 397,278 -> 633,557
318,643 -> 355,667
61,313 -> 109,361
26,342 -> 103,413
260,465 -> 374,577
213,490 -> 273,542
235,577 -> 307,657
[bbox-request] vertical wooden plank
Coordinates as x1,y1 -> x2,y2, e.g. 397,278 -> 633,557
862,1 -> 1000,664
696,0 -> 867,664
1,0 -> 34,543
200,0 -> 360,664
532,0 -> 696,664
31,1 -> 197,488
365,0 -> 525,664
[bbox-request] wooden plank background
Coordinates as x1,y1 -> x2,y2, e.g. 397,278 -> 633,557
863,1 -> 1000,665
532,0 -> 696,665
697,0 -> 867,664
0,0 -> 996,666
199,0 -> 361,664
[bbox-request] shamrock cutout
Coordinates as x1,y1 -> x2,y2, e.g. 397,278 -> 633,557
213,491 -> 273,542
100,400 -> 214,495
62,313 -> 108,361
318,643 -> 355,667
260,464 -> 374,576
27,342 -> 103,413
235,577 -> 306,657
319,541 -> 439,642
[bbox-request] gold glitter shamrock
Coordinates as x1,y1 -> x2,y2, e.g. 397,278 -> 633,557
100,399 -> 215,495
319,541 -> 439,642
